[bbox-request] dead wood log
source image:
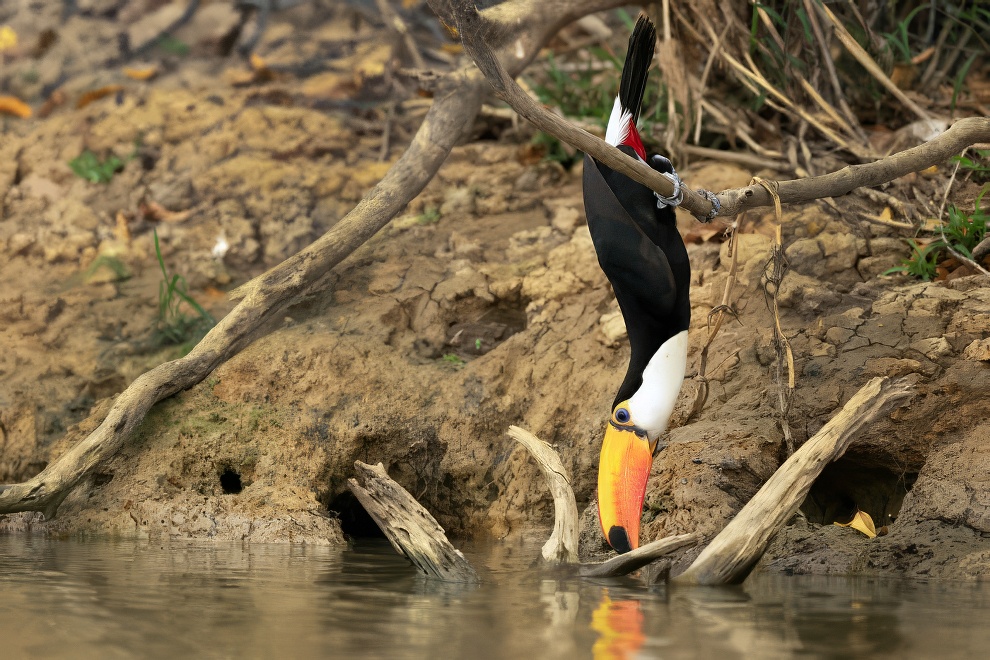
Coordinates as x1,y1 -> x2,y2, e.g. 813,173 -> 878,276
348,461 -> 478,582
673,376 -> 913,586
449,1 -> 990,219
507,426 -> 580,563
578,533 -> 700,578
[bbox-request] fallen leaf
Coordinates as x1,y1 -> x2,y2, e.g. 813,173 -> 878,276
0,25 -> 17,52
123,66 -> 158,81
0,96 -> 31,118
834,509 -> 877,538
141,200 -> 192,224
37,90 -> 67,118
77,85 -> 124,109
114,212 -> 132,244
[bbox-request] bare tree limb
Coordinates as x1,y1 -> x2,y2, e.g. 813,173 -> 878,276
673,377 -> 913,586
0,0 -> 646,520
349,461 -> 478,582
449,2 -> 989,220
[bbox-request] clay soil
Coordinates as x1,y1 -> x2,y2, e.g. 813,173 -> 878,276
1,2 -> 989,580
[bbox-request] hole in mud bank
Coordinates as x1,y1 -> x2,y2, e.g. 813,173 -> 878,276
219,468 -> 243,495
445,305 -> 528,359
801,455 -> 917,530
328,491 -> 386,539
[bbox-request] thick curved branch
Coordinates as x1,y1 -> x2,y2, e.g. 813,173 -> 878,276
0,68 -> 487,517
507,426 -> 579,563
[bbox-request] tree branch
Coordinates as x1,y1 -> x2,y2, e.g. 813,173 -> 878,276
450,2 -> 989,220
0,68 -> 487,517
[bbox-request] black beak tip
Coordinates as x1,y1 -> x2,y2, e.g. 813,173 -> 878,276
607,526 -> 632,554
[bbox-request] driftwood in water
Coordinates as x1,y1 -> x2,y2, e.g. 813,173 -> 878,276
348,461 -> 478,583
507,426 -> 580,563
578,533 -> 701,578
674,376 -> 912,585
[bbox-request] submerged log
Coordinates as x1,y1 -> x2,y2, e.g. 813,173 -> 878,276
674,376 -> 913,585
348,461 -> 478,583
579,533 -> 701,578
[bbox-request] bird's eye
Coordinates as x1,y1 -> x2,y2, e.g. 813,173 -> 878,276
613,408 -> 630,424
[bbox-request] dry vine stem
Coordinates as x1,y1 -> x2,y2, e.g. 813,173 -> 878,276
0,1 -> 982,520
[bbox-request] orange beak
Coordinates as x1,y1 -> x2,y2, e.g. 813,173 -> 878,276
597,424 -> 653,553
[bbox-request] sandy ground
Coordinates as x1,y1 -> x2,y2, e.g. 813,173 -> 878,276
1,2 -> 989,580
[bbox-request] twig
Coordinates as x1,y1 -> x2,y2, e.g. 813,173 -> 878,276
375,0 -> 427,70
673,377 -> 913,585
681,145 -> 786,171
800,0 -> 867,144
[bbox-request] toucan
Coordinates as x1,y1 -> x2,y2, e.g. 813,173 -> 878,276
583,15 -> 691,554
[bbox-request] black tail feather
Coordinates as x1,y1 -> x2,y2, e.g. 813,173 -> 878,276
618,15 -> 656,125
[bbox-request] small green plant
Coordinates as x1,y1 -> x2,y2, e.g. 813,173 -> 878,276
153,230 -> 214,349
69,150 -> 124,184
474,338 -> 482,350
886,188 -> 988,279
440,353 -> 465,367
416,206 -> 441,225
885,239 -> 940,280
952,149 -> 990,180
156,35 -> 190,56
83,255 -> 131,283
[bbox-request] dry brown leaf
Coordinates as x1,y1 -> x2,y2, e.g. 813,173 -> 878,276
37,90 -> 66,118
123,66 -> 158,81
0,95 -> 31,118
141,200 -> 191,224
834,509 -> 877,538
76,85 -> 124,109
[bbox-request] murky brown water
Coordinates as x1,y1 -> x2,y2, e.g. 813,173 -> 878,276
1,535 -> 987,659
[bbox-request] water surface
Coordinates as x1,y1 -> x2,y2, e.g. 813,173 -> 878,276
1,536 -> 987,659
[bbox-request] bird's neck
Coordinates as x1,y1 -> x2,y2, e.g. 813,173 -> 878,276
627,330 -> 689,439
